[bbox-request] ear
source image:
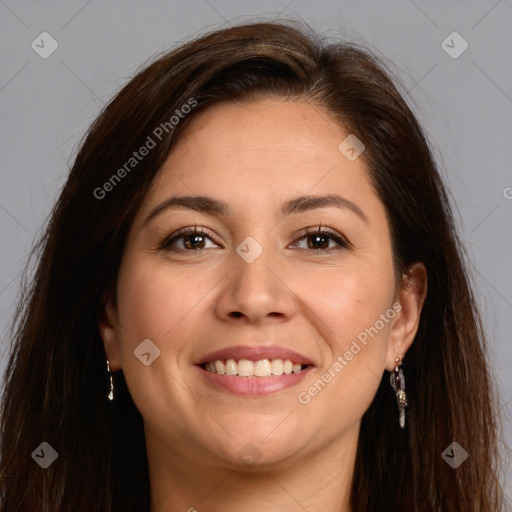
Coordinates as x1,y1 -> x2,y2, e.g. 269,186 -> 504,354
385,262 -> 427,371
98,296 -> 123,371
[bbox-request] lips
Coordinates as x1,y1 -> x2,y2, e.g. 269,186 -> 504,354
194,344 -> 315,396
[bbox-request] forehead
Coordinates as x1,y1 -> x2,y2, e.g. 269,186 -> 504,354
136,98 -> 384,225
172,98 -> 350,168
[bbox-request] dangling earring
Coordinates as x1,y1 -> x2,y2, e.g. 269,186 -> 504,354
106,359 -> 114,401
390,355 -> 407,429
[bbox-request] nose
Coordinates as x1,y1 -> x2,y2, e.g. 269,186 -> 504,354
214,237 -> 297,325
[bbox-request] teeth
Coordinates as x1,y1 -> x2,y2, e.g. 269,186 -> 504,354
214,360 -> 225,374
203,358 -> 306,377
254,359 -> 272,377
225,359 -> 237,375
271,359 -> 283,375
237,359 -> 254,377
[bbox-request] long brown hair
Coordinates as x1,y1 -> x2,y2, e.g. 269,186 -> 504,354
0,19 -> 507,511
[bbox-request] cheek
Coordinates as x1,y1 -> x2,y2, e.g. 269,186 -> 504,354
292,262 -> 395,424
113,257 -> 214,356
111,257 -> 218,424
293,257 -> 396,347
313,274 -> 393,375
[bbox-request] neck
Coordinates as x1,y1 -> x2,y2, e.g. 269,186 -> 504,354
146,424 -> 358,512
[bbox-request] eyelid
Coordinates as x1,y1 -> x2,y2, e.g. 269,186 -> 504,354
158,224 -> 351,252
158,225 -> 222,250
292,225 -> 351,250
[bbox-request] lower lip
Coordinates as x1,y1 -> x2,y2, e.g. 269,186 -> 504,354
196,365 -> 314,396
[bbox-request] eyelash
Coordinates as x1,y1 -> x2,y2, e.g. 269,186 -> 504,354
158,224 -> 350,253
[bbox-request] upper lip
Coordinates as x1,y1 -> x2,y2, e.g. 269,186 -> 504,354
196,345 -> 315,366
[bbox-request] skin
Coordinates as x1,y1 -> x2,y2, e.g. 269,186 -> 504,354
99,97 -> 427,512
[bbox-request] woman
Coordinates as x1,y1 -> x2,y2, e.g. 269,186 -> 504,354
0,20 -> 507,511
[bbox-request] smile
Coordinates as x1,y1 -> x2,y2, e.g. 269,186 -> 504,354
201,358 -> 309,377
195,344 -> 315,395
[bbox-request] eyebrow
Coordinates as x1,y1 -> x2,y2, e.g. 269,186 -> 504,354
281,194 -> 368,222
144,193 -> 368,225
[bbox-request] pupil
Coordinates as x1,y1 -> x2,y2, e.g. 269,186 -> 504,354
309,234 -> 328,249
185,234 -> 205,250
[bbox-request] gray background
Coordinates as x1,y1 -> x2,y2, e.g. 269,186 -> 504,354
1,0 -> 511,500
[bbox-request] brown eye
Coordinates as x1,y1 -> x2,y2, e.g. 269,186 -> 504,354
180,233 -> 209,250
306,233 -> 332,250
159,227 -> 220,251
292,227 -> 349,252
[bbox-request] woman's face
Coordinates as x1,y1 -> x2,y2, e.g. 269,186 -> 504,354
101,98 -> 422,470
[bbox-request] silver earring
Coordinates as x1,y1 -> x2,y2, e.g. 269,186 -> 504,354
390,355 -> 407,429
106,359 -> 114,401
